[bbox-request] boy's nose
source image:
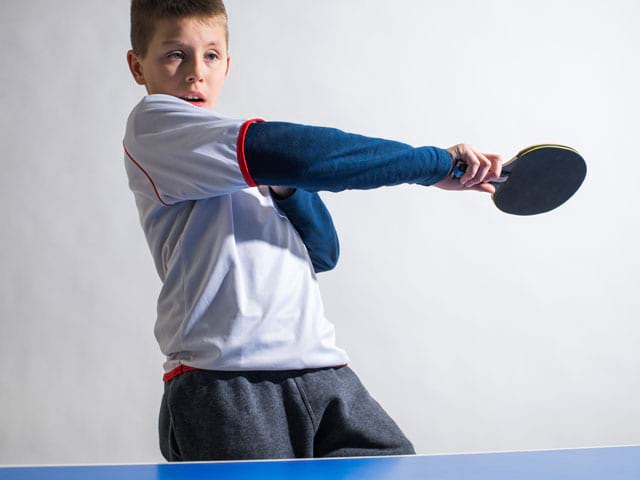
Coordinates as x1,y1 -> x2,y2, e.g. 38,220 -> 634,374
186,62 -> 204,83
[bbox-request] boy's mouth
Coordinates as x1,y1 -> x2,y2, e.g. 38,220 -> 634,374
179,94 -> 206,107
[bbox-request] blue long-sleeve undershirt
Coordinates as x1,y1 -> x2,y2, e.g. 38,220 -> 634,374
244,121 -> 452,191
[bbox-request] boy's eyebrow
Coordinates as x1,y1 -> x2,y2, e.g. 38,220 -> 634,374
161,40 -> 221,48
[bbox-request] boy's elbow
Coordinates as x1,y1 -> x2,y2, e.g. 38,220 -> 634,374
314,257 -> 338,273
313,238 -> 340,273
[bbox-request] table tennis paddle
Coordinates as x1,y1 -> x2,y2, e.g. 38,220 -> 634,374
450,144 -> 587,215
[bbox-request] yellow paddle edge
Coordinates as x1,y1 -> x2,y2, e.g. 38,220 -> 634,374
507,143 -> 581,166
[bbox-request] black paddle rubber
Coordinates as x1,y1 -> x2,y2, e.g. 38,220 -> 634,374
492,145 -> 587,215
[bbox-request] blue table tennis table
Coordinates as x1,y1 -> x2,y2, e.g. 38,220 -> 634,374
1,445 -> 638,479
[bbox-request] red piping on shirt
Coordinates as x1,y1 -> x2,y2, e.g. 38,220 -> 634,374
123,143 -> 171,207
237,118 -> 265,188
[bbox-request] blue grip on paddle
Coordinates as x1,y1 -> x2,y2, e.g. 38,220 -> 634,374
451,160 -> 467,178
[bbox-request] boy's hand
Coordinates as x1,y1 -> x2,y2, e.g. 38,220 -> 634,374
269,186 -> 296,199
435,144 -> 502,194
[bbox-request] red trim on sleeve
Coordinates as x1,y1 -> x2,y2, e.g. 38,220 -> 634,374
237,118 -> 265,188
163,364 -> 200,382
123,143 -> 171,207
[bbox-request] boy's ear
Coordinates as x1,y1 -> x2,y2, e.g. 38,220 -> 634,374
225,55 -> 231,77
127,50 -> 146,85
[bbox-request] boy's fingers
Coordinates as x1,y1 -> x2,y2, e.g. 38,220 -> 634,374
472,182 -> 496,194
466,148 -> 492,187
483,153 -> 502,181
447,144 -> 502,189
459,146 -> 480,185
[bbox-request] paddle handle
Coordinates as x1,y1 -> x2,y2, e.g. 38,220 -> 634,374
450,160 -> 467,179
450,160 -> 508,183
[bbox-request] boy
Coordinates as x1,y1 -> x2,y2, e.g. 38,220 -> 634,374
124,0 -> 501,461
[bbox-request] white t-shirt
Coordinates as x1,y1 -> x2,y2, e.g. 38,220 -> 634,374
123,94 -> 349,372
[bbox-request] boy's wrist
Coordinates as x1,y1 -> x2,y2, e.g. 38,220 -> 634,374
444,147 -> 456,176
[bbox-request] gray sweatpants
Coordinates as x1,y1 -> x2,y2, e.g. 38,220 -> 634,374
159,366 -> 415,461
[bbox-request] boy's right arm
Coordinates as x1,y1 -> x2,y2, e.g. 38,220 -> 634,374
124,95 -> 499,206
243,123 -> 500,194
241,121 -> 452,192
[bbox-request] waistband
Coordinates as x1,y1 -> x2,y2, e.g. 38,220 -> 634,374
163,364 -> 348,382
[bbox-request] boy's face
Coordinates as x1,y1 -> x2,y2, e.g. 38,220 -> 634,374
127,16 -> 230,110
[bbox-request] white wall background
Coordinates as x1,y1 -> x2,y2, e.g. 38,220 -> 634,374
1,0 -> 639,465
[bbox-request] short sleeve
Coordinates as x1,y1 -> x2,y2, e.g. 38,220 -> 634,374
123,94 -> 255,205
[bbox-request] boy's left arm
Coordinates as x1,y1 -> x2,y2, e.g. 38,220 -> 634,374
270,187 -> 339,273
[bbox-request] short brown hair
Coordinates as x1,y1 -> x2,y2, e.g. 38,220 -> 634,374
130,0 -> 228,58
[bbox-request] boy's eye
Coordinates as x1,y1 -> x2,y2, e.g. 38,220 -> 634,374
167,51 -> 185,60
206,53 -> 219,61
